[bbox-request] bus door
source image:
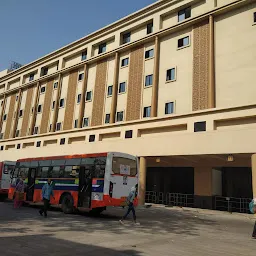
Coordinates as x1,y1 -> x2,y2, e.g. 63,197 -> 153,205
26,167 -> 37,201
78,166 -> 92,208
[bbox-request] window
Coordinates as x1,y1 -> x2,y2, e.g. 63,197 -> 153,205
78,73 -> 84,81
36,141 -> 41,147
60,138 -> 65,145
81,50 -> 87,61
3,114 -> 7,121
41,67 -> 48,76
56,122 -> 62,131
83,117 -> 89,127
143,106 -> 151,118
0,133 -> 3,139
178,6 -> 191,22
19,109 -> 23,118
17,143 -> 21,149
145,74 -> 153,87
16,95 -> 19,101
119,82 -> 126,93
40,86 -> 46,94
254,12 -> 256,23
34,126 -> 39,135
53,82 -> 58,89
29,73 -> 34,81
74,119 -> 78,128
122,32 -> 131,44
107,85 -> 113,96
52,101 -> 55,110
31,107 -> 34,114
98,42 -> 106,54
37,104 -> 42,113
125,130 -> 133,139
145,49 -> 154,59
178,36 -> 189,48
1,101 -> 3,106
89,135 -> 95,142
166,68 -> 176,81
105,114 -> 110,124
165,102 -> 174,114
112,157 -> 137,176
77,94 -> 81,103
0,145 -> 3,151
121,58 -> 129,67
86,91 -> 92,101
147,22 -> 153,34
49,124 -> 52,132
59,98 -> 65,108
194,121 -> 206,132
116,111 -> 124,122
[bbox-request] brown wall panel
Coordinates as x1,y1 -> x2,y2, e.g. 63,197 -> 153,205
20,87 -> 34,137
192,19 -> 210,111
40,80 -> 54,134
126,46 -> 144,121
91,61 -> 108,126
4,95 -> 16,139
63,71 -> 78,130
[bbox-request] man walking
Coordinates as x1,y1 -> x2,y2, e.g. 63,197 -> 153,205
39,179 -> 54,217
119,184 -> 139,225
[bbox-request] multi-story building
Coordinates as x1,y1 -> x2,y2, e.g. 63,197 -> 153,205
0,0 -> 256,210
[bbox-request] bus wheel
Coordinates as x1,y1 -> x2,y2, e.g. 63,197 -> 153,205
89,207 -> 106,216
61,194 -> 74,214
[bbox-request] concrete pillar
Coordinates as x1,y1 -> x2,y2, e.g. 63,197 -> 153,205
51,74 -> 62,132
139,157 -> 147,205
151,36 -> 160,117
110,52 -> 120,124
208,15 -> 215,108
194,167 -> 213,209
251,154 -> 256,198
78,64 -> 88,128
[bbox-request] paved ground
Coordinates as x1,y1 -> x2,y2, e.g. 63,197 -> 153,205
0,202 -> 255,256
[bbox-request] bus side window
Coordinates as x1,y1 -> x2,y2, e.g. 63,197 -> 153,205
50,166 -> 61,178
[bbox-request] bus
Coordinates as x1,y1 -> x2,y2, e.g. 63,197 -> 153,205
8,152 -> 138,214
0,161 -> 16,199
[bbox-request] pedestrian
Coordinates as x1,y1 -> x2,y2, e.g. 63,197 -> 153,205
119,184 -> 139,225
14,177 -> 26,209
39,179 -> 55,218
249,198 -> 256,239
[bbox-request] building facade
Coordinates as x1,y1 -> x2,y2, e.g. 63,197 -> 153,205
0,0 -> 256,209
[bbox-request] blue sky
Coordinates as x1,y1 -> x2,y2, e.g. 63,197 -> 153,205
0,0 -> 155,71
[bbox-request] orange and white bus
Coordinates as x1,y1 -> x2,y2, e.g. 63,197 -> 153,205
8,152 -> 138,214
0,161 -> 16,198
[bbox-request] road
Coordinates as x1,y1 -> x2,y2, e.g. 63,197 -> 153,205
0,202 -> 255,255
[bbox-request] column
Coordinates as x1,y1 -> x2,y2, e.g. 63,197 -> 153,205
139,157 -> 147,205
110,52 -> 120,124
78,64 -> 88,128
194,167 -> 213,209
11,89 -> 22,138
251,154 -> 256,198
51,74 -> 62,132
208,15 -> 215,108
29,82 -> 40,135
151,36 -> 160,117
0,94 -> 6,133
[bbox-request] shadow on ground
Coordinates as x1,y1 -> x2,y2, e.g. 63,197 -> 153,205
0,233 -> 140,256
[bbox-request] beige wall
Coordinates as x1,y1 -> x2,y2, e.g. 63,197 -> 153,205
158,28 -> 193,116
215,3 -> 256,108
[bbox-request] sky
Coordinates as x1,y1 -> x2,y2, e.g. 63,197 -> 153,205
0,0 -> 156,71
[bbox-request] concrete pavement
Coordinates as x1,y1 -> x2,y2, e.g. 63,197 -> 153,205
0,202 -> 255,255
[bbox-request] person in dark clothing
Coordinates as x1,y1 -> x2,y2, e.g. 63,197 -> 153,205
119,184 -> 139,225
39,179 -> 54,217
